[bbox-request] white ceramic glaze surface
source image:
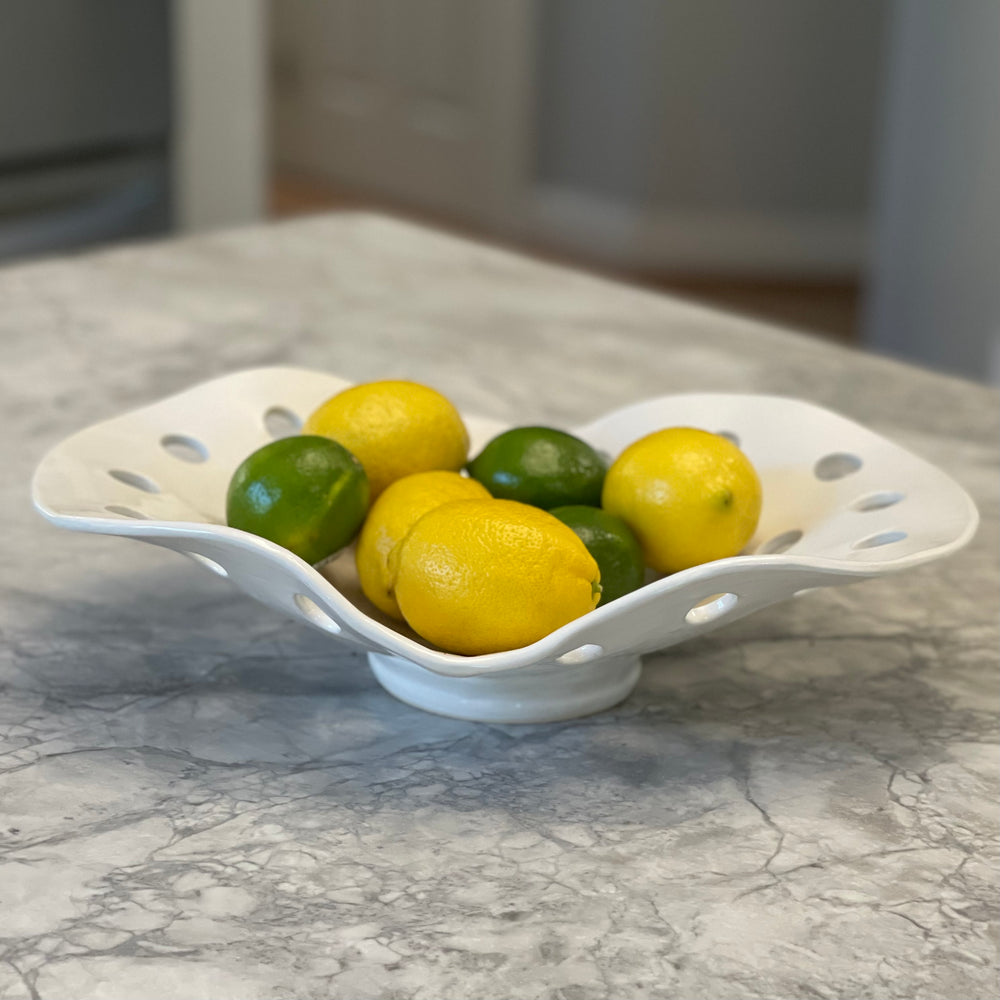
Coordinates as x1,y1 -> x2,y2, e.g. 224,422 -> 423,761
32,367 -> 978,722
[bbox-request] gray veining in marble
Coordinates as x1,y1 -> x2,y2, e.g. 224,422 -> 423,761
1,214 -> 998,999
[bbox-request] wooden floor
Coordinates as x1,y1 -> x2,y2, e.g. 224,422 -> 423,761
271,172 -> 860,345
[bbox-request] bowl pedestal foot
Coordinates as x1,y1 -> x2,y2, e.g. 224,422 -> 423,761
367,651 -> 642,724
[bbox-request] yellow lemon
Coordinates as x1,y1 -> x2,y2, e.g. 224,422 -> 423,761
356,470 -> 490,621
602,427 -> 762,574
304,380 -> 469,500
391,498 -> 601,655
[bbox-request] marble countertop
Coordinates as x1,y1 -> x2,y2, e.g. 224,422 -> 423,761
2,214 -> 997,1000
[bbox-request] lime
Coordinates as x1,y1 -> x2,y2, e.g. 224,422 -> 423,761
549,505 -> 645,604
226,435 -> 369,564
467,426 -> 608,509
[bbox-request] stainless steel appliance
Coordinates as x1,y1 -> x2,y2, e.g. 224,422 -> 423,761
0,0 -> 171,262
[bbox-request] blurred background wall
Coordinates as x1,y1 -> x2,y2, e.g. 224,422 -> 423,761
0,0 -> 996,384
864,0 -> 1000,383
532,0 -> 886,274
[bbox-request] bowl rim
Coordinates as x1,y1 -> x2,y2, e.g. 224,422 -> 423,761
31,366 -> 981,674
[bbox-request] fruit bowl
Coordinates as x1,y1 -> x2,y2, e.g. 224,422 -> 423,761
32,367 -> 978,723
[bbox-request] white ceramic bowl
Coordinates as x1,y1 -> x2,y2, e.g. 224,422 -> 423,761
32,367 -> 978,723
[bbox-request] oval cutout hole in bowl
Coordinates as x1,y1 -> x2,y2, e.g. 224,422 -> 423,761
853,530 -> 908,550
758,529 -> 803,555
851,491 -> 905,512
294,593 -> 342,634
264,406 -> 302,439
161,434 -> 208,463
557,643 -> 604,665
715,430 -> 740,447
108,469 -> 160,493
814,452 -> 862,481
105,504 -> 149,519
186,552 -> 228,577
685,592 -> 739,626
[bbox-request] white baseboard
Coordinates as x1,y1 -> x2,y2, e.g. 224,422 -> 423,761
526,185 -> 868,275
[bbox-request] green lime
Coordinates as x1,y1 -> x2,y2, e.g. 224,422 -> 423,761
549,505 -> 645,605
467,426 -> 608,509
226,435 -> 369,564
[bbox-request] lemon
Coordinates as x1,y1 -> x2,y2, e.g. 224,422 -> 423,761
467,426 -> 607,509
304,380 -> 469,500
391,498 -> 601,655
549,505 -> 645,604
602,427 -> 762,574
226,435 -> 369,564
355,470 -> 491,621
